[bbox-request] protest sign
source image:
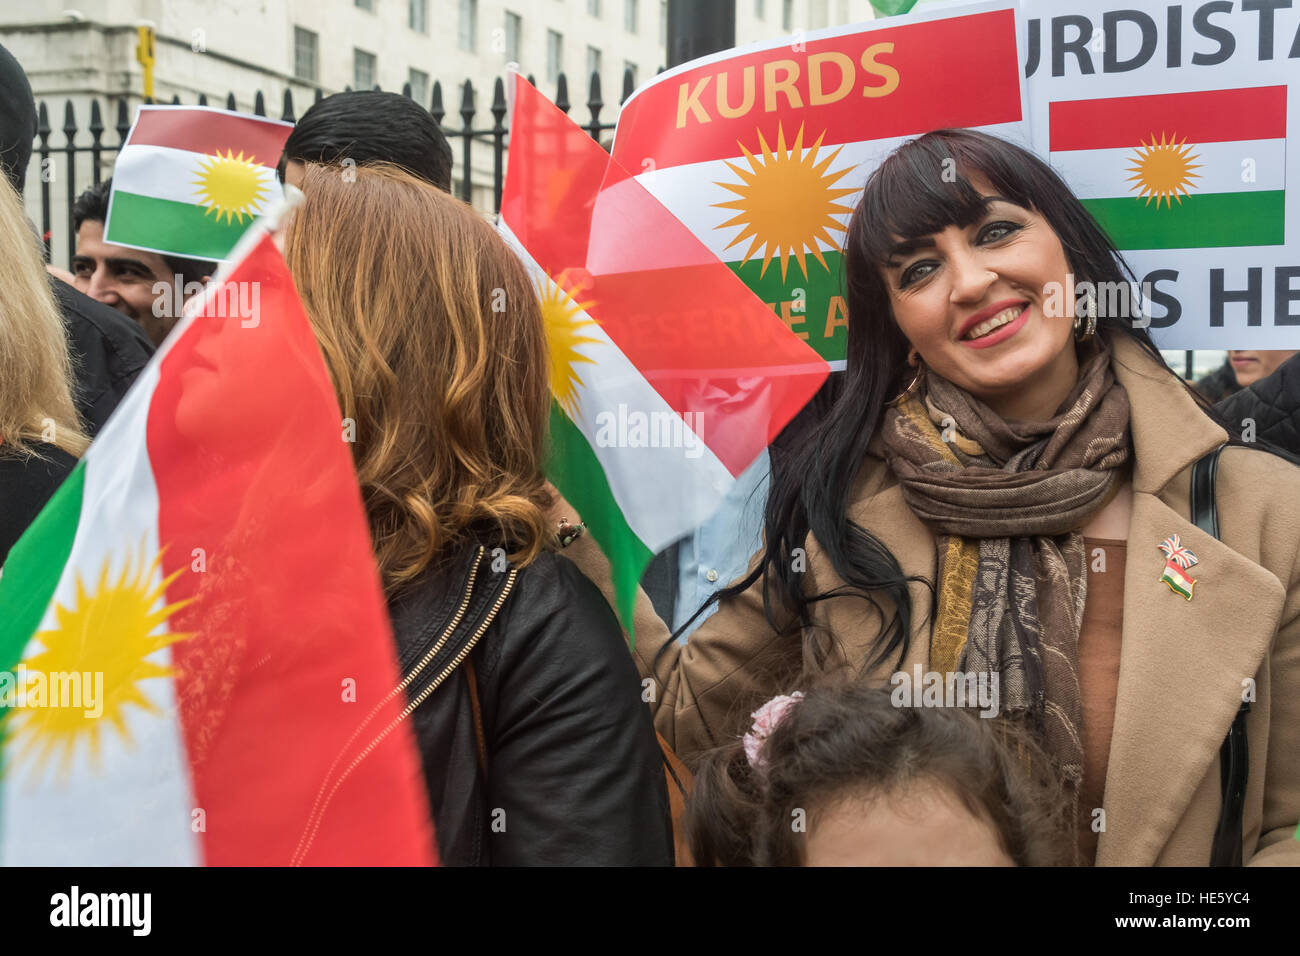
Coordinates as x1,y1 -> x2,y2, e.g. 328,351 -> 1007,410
610,0 -> 1029,369
1023,0 -> 1300,347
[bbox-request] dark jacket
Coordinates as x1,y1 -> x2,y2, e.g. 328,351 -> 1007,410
0,443 -> 77,566
54,280 -> 154,435
388,542 -> 674,866
1215,351 -> 1300,458
1195,360 -> 1241,403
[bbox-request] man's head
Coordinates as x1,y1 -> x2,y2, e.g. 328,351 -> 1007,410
277,90 -> 453,192
0,42 -> 36,195
71,179 -> 215,345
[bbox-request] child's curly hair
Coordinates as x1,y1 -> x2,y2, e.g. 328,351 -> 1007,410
684,682 -> 1074,866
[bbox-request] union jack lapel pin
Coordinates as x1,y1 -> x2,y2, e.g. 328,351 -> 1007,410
1158,533 -> 1198,600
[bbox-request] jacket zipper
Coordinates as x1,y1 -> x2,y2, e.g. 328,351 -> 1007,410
399,567 -> 517,714
291,558 -> 518,865
394,547 -> 483,694
301,544 -> 484,802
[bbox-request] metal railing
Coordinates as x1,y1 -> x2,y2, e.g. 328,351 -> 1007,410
27,67 -> 635,266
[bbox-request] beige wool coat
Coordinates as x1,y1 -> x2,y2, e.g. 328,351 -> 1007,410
555,335 -> 1300,866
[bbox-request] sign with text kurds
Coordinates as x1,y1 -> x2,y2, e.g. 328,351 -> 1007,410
1024,0 -> 1300,348
104,106 -> 292,261
610,1 -> 1029,368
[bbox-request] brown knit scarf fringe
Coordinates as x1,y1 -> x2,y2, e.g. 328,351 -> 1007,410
880,339 -> 1132,861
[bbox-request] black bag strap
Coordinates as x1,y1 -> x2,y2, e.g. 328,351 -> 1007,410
1192,445 -> 1249,867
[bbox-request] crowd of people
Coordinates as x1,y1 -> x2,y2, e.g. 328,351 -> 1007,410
2,38 -> 1299,866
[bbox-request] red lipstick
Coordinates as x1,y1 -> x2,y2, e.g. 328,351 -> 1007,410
956,299 -> 1030,341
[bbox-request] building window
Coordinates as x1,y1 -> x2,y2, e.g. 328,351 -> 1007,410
409,0 -> 427,33
408,68 -> 429,104
459,0 -> 478,52
546,29 -> 563,83
624,60 -> 638,88
355,0 -> 373,10
625,0 -> 638,34
755,0 -> 766,18
587,0 -> 601,16
354,48 -> 377,89
782,0 -> 793,30
505,11 -> 522,62
293,27 -> 318,83
587,46 -> 602,83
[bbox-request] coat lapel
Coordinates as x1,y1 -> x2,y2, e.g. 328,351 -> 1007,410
844,337 -> 1286,865
1096,337 -> 1285,864
1096,492 -> 1283,865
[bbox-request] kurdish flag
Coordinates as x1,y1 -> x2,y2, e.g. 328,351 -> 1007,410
501,75 -> 828,631
1161,561 -> 1196,600
0,228 -> 435,865
104,106 -> 292,261
870,0 -> 919,15
1049,86 -> 1287,251
609,5 -> 1025,367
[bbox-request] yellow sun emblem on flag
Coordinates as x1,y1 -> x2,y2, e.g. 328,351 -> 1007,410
539,274 -> 601,419
1126,133 -> 1202,208
192,149 -> 271,224
713,123 -> 859,282
5,548 -> 191,780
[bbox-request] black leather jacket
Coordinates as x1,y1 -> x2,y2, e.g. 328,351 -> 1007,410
387,542 -> 673,866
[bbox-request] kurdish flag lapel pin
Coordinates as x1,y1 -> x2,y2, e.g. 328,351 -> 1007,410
1159,533 -> 1198,600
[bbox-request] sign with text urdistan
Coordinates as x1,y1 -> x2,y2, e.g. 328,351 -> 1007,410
1024,0 -> 1300,347
610,1 -> 1029,369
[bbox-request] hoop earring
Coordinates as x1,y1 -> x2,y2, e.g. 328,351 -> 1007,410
1074,290 -> 1097,341
887,362 -> 925,407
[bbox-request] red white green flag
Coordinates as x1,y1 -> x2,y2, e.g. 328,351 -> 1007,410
104,106 -> 293,261
609,4 -> 1026,367
1161,561 -> 1197,600
871,0 -> 920,16
0,228 -> 435,865
500,74 -> 829,631
1049,86 -> 1287,251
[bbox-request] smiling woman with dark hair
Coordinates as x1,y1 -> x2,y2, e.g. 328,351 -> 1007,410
557,128 -> 1300,867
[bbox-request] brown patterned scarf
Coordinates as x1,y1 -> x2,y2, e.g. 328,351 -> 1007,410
879,340 -> 1131,802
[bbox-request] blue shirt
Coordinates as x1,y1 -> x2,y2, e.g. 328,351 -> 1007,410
673,450 -> 771,638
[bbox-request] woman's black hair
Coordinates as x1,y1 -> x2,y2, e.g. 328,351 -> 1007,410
662,128 -> 1255,743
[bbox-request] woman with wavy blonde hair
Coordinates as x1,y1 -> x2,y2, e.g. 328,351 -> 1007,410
283,162 -> 672,866
0,177 -> 87,564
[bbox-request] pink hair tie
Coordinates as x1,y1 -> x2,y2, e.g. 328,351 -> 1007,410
743,692 -> 804,771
